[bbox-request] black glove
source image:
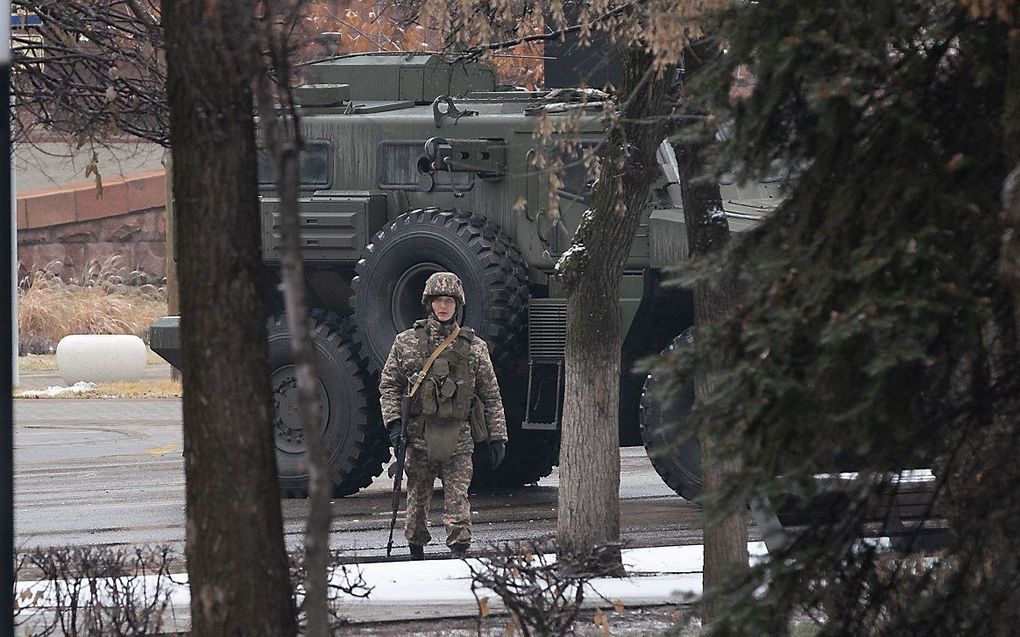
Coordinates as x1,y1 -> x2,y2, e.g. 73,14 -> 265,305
386,420 -> 403,449
488,439 -> 506,469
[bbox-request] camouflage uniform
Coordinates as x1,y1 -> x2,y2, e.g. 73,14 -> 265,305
379,272 -> 507,549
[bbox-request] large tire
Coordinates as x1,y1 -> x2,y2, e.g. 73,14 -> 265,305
639,328 -> 702,501
470,376 -> 559,489
351,208 -> 528,372
470,428 -> 560,490
268,312 -> 389,498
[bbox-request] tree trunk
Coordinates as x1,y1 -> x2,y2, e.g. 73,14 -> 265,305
278,138 -> 331,637
557,46 -> 674,573
692,280 -> 748,624
1005,166 -> 1020,342
1004,28 -> 1020,342
559,280 -> 624,572
674,42 -> 749,619
255,5 -> 332,629
164,2 -> 296,635
163,154 -> 181,382
255,83 -> 332,634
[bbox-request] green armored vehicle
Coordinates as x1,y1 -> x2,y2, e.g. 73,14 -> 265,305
150,52 -> 781,499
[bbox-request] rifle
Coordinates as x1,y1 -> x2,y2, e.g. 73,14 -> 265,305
385,394 -> 410,557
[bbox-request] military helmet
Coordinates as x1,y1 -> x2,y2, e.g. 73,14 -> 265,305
422,271 -> 465,307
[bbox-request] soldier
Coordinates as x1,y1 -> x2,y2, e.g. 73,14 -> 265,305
379,271 -> 507,559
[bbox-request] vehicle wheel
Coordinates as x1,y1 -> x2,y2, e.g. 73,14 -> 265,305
351,208 -> 528,372
639,328 -> 702,501
267,312 -> 389,498
470,375 -> 559,489
470,429 -> 560,490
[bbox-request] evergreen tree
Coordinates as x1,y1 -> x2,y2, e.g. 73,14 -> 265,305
654,1 -> 1020,633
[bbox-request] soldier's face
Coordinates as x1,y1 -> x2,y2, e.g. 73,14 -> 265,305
431,296 -> 457,322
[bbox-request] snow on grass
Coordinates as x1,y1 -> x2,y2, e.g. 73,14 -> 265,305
15,382 -> 99,398
15,544 -> 770,619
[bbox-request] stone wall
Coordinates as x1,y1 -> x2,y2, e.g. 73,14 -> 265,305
16,171 -> 167,282
18,209 -> 167,282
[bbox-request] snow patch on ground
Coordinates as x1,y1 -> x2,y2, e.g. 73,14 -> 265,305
15,543 -> 769,617
15,382 -> 98,398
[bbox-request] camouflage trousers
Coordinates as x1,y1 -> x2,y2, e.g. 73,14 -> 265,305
403,446 -> 473,547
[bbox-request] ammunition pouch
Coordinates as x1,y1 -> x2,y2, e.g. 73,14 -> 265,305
415,323 -> 473,422
469,395 -> 489,444
423,417 -> 461,462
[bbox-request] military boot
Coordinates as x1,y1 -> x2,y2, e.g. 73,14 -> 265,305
449,542 -> 469,559
409,544 -> 425,560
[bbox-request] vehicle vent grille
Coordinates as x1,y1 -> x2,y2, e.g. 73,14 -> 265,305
528,299 -> 568,362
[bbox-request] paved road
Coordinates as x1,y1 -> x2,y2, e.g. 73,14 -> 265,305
13,399 -> 716,560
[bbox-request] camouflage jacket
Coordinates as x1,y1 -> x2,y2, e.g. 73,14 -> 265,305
379,318 -> 507,454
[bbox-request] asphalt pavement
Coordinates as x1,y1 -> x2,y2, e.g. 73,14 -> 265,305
12,397 -> 734,633
13,398 -> 708,559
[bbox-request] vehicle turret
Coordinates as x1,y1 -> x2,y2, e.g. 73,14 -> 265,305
301,53 -> 497,102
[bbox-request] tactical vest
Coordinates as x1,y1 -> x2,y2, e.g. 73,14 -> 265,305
415,321 -> 474,421
413,321 -> 474,461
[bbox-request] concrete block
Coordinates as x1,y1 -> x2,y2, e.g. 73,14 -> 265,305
56,335 -> 147,384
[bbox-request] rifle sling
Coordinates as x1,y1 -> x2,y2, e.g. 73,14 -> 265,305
408,324 -> 461,399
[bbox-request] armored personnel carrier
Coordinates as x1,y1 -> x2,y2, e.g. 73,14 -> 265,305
150,52 -> 781,498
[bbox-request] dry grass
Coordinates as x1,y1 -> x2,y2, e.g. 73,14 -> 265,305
18,257 -> 167,355
18,354 -> 58,371
94,380 -> 181,398
17,348 -> 168,372
14,380 -> 182,399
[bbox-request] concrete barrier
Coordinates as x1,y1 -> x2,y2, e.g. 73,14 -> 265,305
56,335 -> 147,384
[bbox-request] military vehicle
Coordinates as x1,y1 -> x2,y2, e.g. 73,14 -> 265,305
149,52 -> 781,499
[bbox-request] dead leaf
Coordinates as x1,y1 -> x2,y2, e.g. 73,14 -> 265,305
478,596 -> 491,618
594,608 -> 610,635
614,599 -> 624,613
105,85 -> 117,103
86,152 -> 103,198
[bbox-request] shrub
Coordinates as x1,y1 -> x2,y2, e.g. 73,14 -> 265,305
18,257 -> 166,354
14,546 -> 179,636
